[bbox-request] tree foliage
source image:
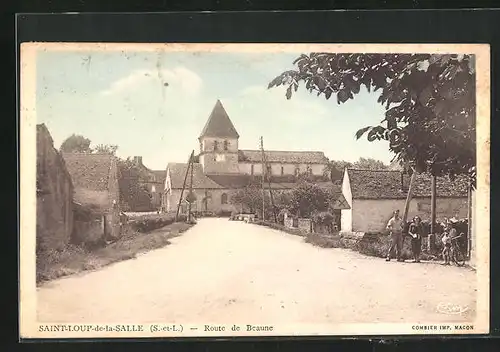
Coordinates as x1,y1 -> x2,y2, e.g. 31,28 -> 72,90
94,144 -> 118,155
60,134 -> 92,153
323,158 -> 388,183
352,157 -> 389,170
117,157 -> 153,211
269,53 -> 476,184
289,180 -> 335,218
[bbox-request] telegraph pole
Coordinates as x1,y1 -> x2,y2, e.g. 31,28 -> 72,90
260,136 -> 278,223
175,150 -> 194,222
188,151 -> 194,222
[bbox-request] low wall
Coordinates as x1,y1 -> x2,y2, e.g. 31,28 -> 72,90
297,218 -> 312,233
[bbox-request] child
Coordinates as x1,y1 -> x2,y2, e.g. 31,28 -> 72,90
441,228 -> 452,265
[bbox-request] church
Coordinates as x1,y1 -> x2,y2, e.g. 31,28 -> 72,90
161,100 -> 338,215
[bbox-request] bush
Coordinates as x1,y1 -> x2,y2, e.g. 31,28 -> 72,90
215,210 -> 232,217
129,213 -> 187,233
305,234 -> 345,248
254,220 -> 304,236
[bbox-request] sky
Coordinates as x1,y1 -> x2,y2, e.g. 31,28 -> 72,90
36,48 -> 395,170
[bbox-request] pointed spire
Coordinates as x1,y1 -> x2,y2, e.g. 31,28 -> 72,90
199,100 -> 239,139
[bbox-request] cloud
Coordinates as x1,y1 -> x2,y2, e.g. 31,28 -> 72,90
100,66 -> 203,96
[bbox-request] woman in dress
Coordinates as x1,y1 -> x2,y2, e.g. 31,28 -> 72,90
408,216 -> 423,263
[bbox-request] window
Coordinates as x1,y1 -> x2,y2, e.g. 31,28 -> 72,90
213,140 -> 218,151
294,167 -> 300,176
221,193 -> 228,204
281,166 -> 284,175
224,140 -> 228,151
251,164 -> 254,175
266,165 -> 272,176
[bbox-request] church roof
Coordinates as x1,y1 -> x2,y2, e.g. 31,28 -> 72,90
167,163 -> 223,189
346,169 -> 469,200
199,100 -> 240,139
238,150 -> 328,164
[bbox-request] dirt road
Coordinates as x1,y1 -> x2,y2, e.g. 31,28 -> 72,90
37,218 -> 476,324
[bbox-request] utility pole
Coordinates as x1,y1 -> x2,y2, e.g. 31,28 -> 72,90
260,137 -> 278,223
429,174 -> 437,251
175,150 -> 194,222
402,168 -> 417,224
188,151 -> 194,223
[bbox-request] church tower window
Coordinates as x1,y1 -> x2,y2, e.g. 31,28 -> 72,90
224,140 -> 228,151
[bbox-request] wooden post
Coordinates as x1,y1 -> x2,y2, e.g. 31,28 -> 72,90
260,137 -> 278,223
429,175 -> 437,251
188,152 -> 194,222
402,169 -> 417,224
175,151 -> 194,222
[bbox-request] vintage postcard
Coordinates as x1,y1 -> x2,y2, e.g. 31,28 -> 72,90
20,43 -> 490,339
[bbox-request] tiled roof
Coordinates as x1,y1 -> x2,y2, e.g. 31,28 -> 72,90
347,169 -> 469,199
199,100 -> 239,139
238,150 -> 328,164
167,163 -> 223,189
151,170 -> 167,183
62,153 -> 113,192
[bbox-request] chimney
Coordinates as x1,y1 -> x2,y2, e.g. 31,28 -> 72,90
133,156 -> 143,166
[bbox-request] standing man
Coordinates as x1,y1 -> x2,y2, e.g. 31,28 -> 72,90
386,209 -> 404,262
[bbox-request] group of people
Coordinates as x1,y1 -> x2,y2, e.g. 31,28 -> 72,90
385,209 -> 459,264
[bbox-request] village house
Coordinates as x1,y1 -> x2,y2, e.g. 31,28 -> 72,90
162,100 -> 348,217
130,156 -> 166,211
36,124 -> 74,250
340,168 -> 470,234
62,152 -> 121,244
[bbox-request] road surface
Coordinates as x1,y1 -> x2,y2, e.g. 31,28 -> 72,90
37,218 -> 476,325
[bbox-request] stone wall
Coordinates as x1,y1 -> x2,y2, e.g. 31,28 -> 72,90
351,197 -> 468,233
298,218 -> 312,233
166,188 -> 237,214
36,124 -> 74,251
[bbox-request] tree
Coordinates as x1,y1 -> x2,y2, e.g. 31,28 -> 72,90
230,185 -> 268,215
60,134 -> 92,153
289,180 -> 335,218
352,157 -> 389,170
323,160 -> 353,183
94,144 -> 118,155
117,157 -> 153,211
269,53 -> 476,185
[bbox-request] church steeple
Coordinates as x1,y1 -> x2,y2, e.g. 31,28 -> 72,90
199,100 -> 239,139
198,100 -> 240,174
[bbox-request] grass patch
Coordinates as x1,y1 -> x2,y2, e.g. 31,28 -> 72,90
36,221 -> 194,285
305,233 -> 346,249
253,220 -> 304,237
